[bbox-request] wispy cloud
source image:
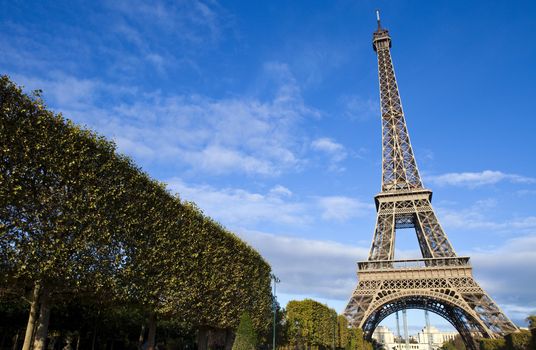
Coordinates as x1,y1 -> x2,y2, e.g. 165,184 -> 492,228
108,0 -> 226,45
317,196 -> 373,221
311,137 -> 348,171
465,235 -> 536,323
437,200 -> 536,233
240,230 -> 369,300
167,179 -> 311,226
339,95 -> 379,121
166,178 -> 373,227
517,189 -> 536,196
238,229 -> 536,324
106,0 -> 228,74
1,1 -> 231,80
426,170 -> 536,188
13,64 -> 319,177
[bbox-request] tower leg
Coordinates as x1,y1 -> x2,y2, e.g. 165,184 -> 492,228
403,309 -> 409,350
425,310 -> 432,350
396,312 -> 401,349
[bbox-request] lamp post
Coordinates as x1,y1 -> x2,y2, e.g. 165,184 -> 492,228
271,274 -> 280,350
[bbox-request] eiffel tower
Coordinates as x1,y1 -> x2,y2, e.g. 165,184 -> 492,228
344,12 -> 518,349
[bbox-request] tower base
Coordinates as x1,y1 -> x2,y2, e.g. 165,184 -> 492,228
345,257 -> 517,350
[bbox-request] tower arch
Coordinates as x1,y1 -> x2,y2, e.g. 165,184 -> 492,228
361,293 -> 491,349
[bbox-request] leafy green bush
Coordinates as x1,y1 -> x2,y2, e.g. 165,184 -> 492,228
504,330 -> 532,350
232,313 -> 257,350
479,338 -> 506,350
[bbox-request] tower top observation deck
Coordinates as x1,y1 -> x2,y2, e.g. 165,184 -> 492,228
373,10 -> 391,51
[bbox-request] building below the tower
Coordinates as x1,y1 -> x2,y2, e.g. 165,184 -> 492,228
372,325 -> 458,350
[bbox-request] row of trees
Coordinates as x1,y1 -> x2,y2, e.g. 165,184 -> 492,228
476,316 -> 536,350
437,316 -> 536,350
279,299 -> 373,350
0,75 -> 273,350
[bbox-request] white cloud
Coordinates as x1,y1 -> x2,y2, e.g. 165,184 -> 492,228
464,235 -> 536,323
14,65 -> 319,177
238,229 -> 536,324
426,170 -> 536,188
437,202 -> 536,233
312,138 -> 346,156
239,230 -> 369,300
167,179 -> 310,226
109,0 -> 225,44
166,179 -> 372,226
311,137 -> 348,171
339,95 -> 379,121
517,189 -> 536,196
317,196 -> 373,222
270,185 -> 293,197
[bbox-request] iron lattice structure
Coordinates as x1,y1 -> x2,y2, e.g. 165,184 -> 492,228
344,16 -> 518,349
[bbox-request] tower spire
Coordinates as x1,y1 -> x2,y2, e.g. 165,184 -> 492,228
372,14 -> 421,192
376,10 -> 381,30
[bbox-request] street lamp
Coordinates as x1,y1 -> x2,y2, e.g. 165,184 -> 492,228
271,274 -> 280,350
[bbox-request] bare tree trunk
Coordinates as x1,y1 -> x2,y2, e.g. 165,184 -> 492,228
197,328 -> 209,350
224,329 -> 234,350
0,332 -> 6,349
91,324 -> 97,350
146,312 -> 157,350
33,286 -> 51,350
138,324 -> 145,350
76,333 -> 81,350
11,330 -> 20,350
22,281 -> 41,350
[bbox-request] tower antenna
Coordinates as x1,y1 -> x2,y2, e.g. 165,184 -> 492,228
376,10 -> 381,29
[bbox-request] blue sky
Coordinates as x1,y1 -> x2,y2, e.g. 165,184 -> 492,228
2,0 -> 536,334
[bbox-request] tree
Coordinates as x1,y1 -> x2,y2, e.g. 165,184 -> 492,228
504,330 -> 532,350
441,335 -> 466,350
232,313 -> 257,350
336,315 -> 349,349
1,76 -> 125,350
283,299 -> 374,350
526,315 -> 536,330
286,299 -> 335,348
479,338 -> 506,350
1,75 -> 274,349
347,327 -> 373,350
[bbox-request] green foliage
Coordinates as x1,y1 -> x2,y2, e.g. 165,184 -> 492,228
527,315 -> 536,349
526,315 -> 536,330
0,75 -> 272,343
479,338 -> 506,350
504,330 -> 532,350
283,299 -> 372,350
336,315 -> 349,349
232,313 -> 257,350
347,327 -> 373,350
440,341 -> 457,350
440,335 -> 465,350
286,299 -> 338,349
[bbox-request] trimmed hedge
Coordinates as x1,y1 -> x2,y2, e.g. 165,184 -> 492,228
504,330 -> 532,350
0,75 -> 272,347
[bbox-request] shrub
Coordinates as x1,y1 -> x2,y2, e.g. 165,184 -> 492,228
504,330 -> 532,350
232,313 -> 257,350
479,338 -> 506,350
